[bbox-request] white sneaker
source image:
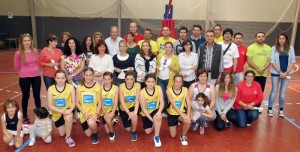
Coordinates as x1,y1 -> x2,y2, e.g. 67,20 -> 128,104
153,136 -> 161,147
180,135 -> 188,146
8,137 -> 14,146
65,136 -> 75,147
200,127 -> 205,135
28,138 -> 36,146
246,124 -> 252,127
267,110 -> 273,117
279,110 -> 284,117
161,113 -> 168,118
112,118 -> 119,125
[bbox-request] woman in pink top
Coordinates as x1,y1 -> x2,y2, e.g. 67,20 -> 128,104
14,33 -> 41,124
39,34 -> 62,90
234,70 -> 263,128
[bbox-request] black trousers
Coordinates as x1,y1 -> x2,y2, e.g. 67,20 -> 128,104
254,76 -> 266,107
214,108 -> 237,131
19,76 -> 41,118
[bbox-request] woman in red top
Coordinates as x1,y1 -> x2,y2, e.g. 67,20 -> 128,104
39,34 -> 62,90
234,70 -> 263,128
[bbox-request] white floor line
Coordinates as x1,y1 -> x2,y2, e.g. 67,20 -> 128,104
288,86 -> 300,93
0,81 -> 18,90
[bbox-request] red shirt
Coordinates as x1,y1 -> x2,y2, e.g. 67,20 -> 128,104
39,48 -> 62,78
236,45 -> 247,72
124,33 -> 144,43
234,81 -> 263,109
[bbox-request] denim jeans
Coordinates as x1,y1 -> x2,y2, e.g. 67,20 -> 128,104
157,78 -> 168,113
43,76 -> 55,90
268,76 -> 289,109
191,115 -> 206,127
234,72 -> 244,85
236,109 -> 259,128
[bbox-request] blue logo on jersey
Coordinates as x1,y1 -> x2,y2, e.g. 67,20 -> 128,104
104,98 -> 113,107
125,96 -> 136,103
54,98 -> 66,108
174,101 -> 182,109
83,95 -> 94,104
147,101 -> 157,110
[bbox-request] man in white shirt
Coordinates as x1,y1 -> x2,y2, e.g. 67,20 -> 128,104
105,26 -> 123,56
217,28 -> 239,74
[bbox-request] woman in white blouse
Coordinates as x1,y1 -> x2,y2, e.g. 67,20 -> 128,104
88,40 -> 114,85
135,41 -> 156,88
178,39 -> 198,88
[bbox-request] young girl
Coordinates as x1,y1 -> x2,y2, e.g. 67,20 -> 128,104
191,93 -> 214,135
101,72 -> 118,142
76,67 -> 102,144
139,73 -> 164,148
14,33 -> 41,124
166,74 -> 191,146
28,107 -> 52,146
119,71 -> 141,141
1,99 -> 23,148
47,70 -> 76,147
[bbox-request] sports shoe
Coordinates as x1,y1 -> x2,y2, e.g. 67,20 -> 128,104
112,118 -> 119,125
153,136 -> 161,147
200,127 -> 205,135
267,110 -> 273,117
65,136 -> 75,147
204,122 -> 208,127
180,135 -> 188,146
23,117 -> 30,124
192,123 -> 199,131
225,121 -> 232,128
109,132 -> 115,142
8,137 -> 14,146
279,110 -> 284,117
28,138 -> 36,146
246,124 -> 252,127
161,113 -> 168,118
92,133 -> 99,144
131,131 -> 137,141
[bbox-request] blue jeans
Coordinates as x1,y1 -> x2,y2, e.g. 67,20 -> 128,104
43,76 -> 55,90
268,76 -> 289,109
234,72 -> 244,85
157,78 -> 168,113
236,109 -> 259,128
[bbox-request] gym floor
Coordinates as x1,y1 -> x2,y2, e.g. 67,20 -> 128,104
0,49 -> 299,152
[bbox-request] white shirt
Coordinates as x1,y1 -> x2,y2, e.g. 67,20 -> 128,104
178,52 -> 198,81
88,54 -> 114,73
158,56 -> 172,80
191,102 -> 209,121
105,37 -> 123,56
218,42 -> 239,68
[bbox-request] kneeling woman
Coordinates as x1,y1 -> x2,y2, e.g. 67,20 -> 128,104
101,72 -> 118,142
47,70 -> 76,147
166,74 -> 191,146
76,67 -> 101,144
139,73 -> 164,148
119,71 -> 141,141
234,70 -> 263,128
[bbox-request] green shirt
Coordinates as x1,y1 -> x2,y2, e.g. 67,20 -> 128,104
246,43 -> 271,76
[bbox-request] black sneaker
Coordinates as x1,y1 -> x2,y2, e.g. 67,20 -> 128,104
23,117 -> 30,124
225,121 -> 232,128
131,131 -> 137,141
92,133 -> 99,144
109,132 -> 115,142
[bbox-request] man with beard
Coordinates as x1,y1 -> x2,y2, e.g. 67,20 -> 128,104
173,26 -> 196,55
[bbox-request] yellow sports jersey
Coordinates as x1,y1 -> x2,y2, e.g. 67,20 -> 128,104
101,85 -> 118,116
214,36 -> 223,43
77,83 -> 101,123
167,87 -> 188,115
49,84 -> 73,122
120,82 -> 138,111
156,37 -> 175,54
137,40 -> 159,54
140,85 -> 161,117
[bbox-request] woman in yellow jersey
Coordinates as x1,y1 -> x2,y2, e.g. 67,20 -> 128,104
166,74 -> 191,146
139,73 -> 164,148
47,70 -> 76,148
76,67 -> 101,144
101,72 -> 118,142
119,71 -> 141,141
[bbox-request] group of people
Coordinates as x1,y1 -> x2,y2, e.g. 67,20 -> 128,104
2,22 -> 296,149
